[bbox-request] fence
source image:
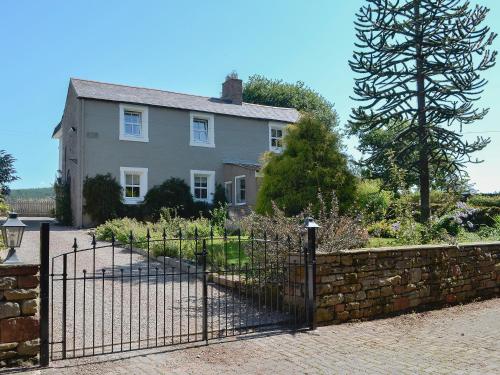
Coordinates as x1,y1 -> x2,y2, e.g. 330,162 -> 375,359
5,198 -> 55,217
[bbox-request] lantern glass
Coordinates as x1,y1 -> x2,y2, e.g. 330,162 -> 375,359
2,226 -> 24,248
1,213 -> 26,249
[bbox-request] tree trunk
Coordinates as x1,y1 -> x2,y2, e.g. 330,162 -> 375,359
414,0 -> 431,223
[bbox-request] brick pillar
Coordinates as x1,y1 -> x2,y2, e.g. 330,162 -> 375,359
0,264 -> 40,367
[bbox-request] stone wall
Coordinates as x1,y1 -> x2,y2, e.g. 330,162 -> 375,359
0,264 -> 40,366
292,242 -> 499,325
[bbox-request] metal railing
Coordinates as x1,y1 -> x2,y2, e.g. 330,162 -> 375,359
39,225 -> 317,363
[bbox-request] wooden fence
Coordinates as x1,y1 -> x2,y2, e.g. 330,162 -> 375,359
5,198 -> 55,217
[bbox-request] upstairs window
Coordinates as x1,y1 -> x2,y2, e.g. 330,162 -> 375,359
192,118 -> 209,143
269,122 -> 286,152
235,175 -> 246,205
190,112 -> 215,148
124,111 -> 142,137
119,104 -> 149,142
120,167 -> 148,204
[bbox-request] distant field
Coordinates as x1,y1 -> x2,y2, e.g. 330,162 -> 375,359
8,187 -> 54,200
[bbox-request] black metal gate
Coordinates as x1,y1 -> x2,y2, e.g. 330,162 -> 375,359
40,226 -> 316,362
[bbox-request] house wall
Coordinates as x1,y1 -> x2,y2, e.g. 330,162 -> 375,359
79,99 -> 277,226
59,83 -> 83,226
222,164 -> 259,207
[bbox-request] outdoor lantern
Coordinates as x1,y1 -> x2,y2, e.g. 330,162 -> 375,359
302,216 -> 320,247
1,212 -> 26,264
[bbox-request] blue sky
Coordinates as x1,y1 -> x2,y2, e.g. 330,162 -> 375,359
1,0 -> 499,192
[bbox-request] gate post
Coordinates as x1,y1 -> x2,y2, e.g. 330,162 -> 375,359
201,239 -> 208,344
304,217 -> 319,331
62,254 -> 68,359
39,222 -> 50,366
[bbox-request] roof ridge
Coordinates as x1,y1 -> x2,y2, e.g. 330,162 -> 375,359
70,77 -> 219,101
70,77 -> 298,112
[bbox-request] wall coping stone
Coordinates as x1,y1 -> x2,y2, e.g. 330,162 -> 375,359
317,241 -> 500,256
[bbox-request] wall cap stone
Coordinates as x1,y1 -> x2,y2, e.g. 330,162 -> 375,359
315,241 -> 500,256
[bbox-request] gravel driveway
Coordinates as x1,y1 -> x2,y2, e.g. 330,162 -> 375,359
13,219 -> 289,360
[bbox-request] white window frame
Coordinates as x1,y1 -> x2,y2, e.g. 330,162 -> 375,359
190,112 -> 215,148
234,175 -> 246,206
119,104 -> 149,142
120,167 -> 148,204
224,181 -> 233,205
190,170 -> 215,203
268,121 -> 286,153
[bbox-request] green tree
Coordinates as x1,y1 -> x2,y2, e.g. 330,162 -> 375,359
349,0 -> 497,222
243,74 -> 338,129
256,115 -> 356,215
0,150 -> 19,195
54,175 -> 72,226
357,121 -> 469,192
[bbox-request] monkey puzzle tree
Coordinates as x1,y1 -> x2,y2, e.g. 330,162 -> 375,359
349,0 -> 497,222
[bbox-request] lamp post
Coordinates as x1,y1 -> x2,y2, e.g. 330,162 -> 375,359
303,217 -> 319,330
1,212 -> 26,264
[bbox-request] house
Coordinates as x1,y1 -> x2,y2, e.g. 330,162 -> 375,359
52,76 -> 299,227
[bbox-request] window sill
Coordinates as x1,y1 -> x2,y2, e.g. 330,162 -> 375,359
124,197 -> 144,205
270,147 -> 283,153
120,135 -> 149,143
235,202 -> 247,206
189,141 -> 215,148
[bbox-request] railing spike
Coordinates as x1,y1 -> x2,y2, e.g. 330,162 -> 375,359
146,228 -> 151,240
91,234 -> 96,246
72,238 -> 78,251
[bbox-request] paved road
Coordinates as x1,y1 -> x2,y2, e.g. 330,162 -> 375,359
9,298 -> 498,374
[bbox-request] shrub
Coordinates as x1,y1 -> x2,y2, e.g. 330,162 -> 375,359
142,178 -> 194,220
355,179 -> 392,223
0,195 -> 8,216
366,220 -> 397,238
94,211 -> 227,264
54,176 -> 72,225
468,194 -> 500,208
83,174 -> 123,225
213,183 -> 227,208
243,191 -> 368,254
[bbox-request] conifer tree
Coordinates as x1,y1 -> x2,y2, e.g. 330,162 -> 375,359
349,0 -> 497,222
256,115 -> 356,216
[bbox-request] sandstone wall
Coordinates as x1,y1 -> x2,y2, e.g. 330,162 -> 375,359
0,264 -> 40,366
290,242 -> 499,325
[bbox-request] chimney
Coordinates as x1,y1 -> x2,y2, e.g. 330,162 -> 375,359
221,72 -> 243,105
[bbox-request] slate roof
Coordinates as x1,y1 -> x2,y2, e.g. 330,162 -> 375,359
70,78 -> 300,123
